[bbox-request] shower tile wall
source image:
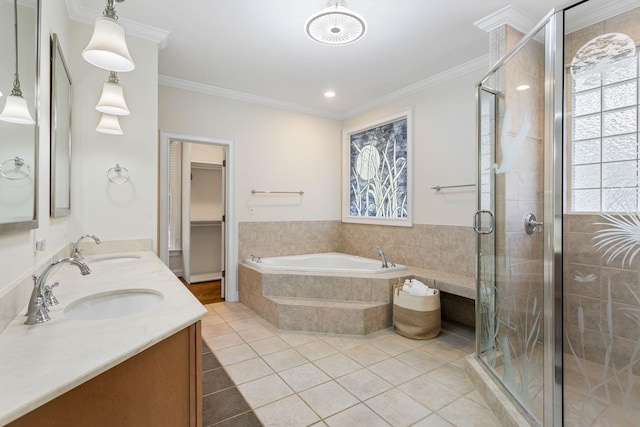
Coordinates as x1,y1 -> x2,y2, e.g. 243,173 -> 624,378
238,221 -> 476,278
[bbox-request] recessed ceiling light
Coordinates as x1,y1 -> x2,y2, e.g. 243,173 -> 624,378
324,91 -> 336,98
516,85 -> 530,91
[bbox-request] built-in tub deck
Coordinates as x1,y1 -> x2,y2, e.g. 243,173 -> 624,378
238,262 -> 475,335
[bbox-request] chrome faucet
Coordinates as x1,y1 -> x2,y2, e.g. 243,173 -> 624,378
71,234 -> 101,260
369,246 -> 390,268
25,257 -> 91,325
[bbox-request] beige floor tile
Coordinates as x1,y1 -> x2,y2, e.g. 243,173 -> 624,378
263,348 -> 308,372
427,364 -> 475,394
398,374 -> 461,411
321,335 -> 369,352
203,331 -> 243,350
248,336 -> 290,356
412,413 -> 455,426
235,325 -> 275,343
296,340 -> 339,361
343,344 -> 390,367
314,353 -> 363,378
420,340 -> 470,362
214,343 -> 258,366
211,302 -> 248,314
324,403 -> 390,427
224,357 -> 274,385
255,395 -> 320,427
365,388 -> 431,426
219,309 -> 255,322
278,330 -> 321,347
336,368 -> 393,401
201,313 -> 225,326
465,390 -> 490,408
396,348 -> 447,373
437,396 -> 502,427
201,322 -> 234,339
227,317 -> 263,331
368,358 -> 422,386
370,334 -> 420,356
299,381 -> 359,418
237,374 -> 294,409
279,363 -> 331,392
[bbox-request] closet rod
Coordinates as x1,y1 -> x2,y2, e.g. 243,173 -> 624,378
251,189 -> 304,196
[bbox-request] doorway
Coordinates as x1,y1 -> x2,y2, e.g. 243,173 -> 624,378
159,130 -> 238,303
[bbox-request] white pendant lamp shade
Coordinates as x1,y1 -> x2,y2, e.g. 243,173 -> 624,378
96,113 -> 123,135
96,73 -> 130,115
0,94 -> 35,124
82,17 -> 135,72
306,0 -> 367,45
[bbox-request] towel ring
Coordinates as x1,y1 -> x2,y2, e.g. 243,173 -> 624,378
107,163 -> 130,185
0,157 -> 31,180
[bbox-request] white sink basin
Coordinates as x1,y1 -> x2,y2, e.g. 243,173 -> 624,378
90,255 -> 141,265
64,290 -> 163,320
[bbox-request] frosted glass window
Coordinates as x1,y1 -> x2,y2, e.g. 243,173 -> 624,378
572,139 -> 601,164
573,114 -> 601,140
603,134 -> 637,161
574,89 -> 601,116
603,56 -> 637,85
603,107 -> 636,136
572,189 -> 600,211
603,81 -> 636,110
573,164 -> 601,189
603,188 -> 638,212
574,75 -> 600,92
602,161 -> 638,187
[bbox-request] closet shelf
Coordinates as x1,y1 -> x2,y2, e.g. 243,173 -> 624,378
190,219 -> 222,226
191,161 -> 222,170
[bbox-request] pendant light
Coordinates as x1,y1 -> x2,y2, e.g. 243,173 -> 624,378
96,113 -> 123,135
82,0 -> 135,72
96,71 -> 129,115
0,0 -> 35,125
306,0 -> 367,46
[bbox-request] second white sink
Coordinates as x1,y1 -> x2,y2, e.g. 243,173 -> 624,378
89,255 -> 141,265
64,290 -> 163,320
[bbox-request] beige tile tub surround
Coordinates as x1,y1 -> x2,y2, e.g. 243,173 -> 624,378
239,221 -> 477,278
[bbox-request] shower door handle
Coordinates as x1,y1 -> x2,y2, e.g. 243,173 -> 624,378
473,210 -> 495,235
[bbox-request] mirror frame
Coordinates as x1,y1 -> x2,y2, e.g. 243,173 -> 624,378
0,0 -> 40,233
50,32 -> 71,217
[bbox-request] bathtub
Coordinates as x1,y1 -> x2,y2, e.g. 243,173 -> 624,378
244,252 -> 407,274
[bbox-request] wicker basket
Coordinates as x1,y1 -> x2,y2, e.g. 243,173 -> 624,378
392,283 -> 441,340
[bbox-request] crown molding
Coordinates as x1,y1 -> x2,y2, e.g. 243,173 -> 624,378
342,55 -> 490,118
159,55 -> 490,121
158,76 -> 345,120
473,5 -> 536,35
64,0 -> 170,48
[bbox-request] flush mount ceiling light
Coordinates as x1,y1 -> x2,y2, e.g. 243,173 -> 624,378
82,0 -> 135,72
96,71 -> 130,115
0,0 -> 34,124
306,0 -> 367,46
96,113 -> 123,135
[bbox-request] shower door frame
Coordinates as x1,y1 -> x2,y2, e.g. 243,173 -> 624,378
474,7 -> 565,426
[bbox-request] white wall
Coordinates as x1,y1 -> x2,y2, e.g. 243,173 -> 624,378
159,86 -> 343,223
68,21 -> 159,250
343,69 -> 485,226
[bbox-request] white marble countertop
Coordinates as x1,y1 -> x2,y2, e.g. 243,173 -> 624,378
0,250 -> 207,425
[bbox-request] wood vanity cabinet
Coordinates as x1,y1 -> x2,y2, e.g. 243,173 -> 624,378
8,322 -> 202,427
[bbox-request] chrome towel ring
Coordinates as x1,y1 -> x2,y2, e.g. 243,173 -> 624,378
107,163 -> 130,184
0,157 -> 31,180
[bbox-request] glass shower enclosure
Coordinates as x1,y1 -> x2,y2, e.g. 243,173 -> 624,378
476,0 -> 640,425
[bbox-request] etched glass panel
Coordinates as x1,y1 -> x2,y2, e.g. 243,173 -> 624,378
572,189 -> 600,211
603,187 -> 639,211
572,139 -> 601,164
602,55 -> 637,85
573,164 -> 601,188
603,80 -> 636,110
574,74 -> 600,92
573,114 -> 601,140
574,89 -> 601,116
602,107 -> 636,136
603,134 -> 637,161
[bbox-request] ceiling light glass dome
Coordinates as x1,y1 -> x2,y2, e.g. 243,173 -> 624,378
306,0 -> 367,46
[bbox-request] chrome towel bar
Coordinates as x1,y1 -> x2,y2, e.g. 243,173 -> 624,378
251,190 -> 304,195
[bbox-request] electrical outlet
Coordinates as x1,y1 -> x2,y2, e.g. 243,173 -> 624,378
35,239 -> 46,252
249,207 -> 256,215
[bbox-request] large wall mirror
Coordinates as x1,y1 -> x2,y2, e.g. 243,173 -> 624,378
0,0 -> 40,232
50,33 -> 71,217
